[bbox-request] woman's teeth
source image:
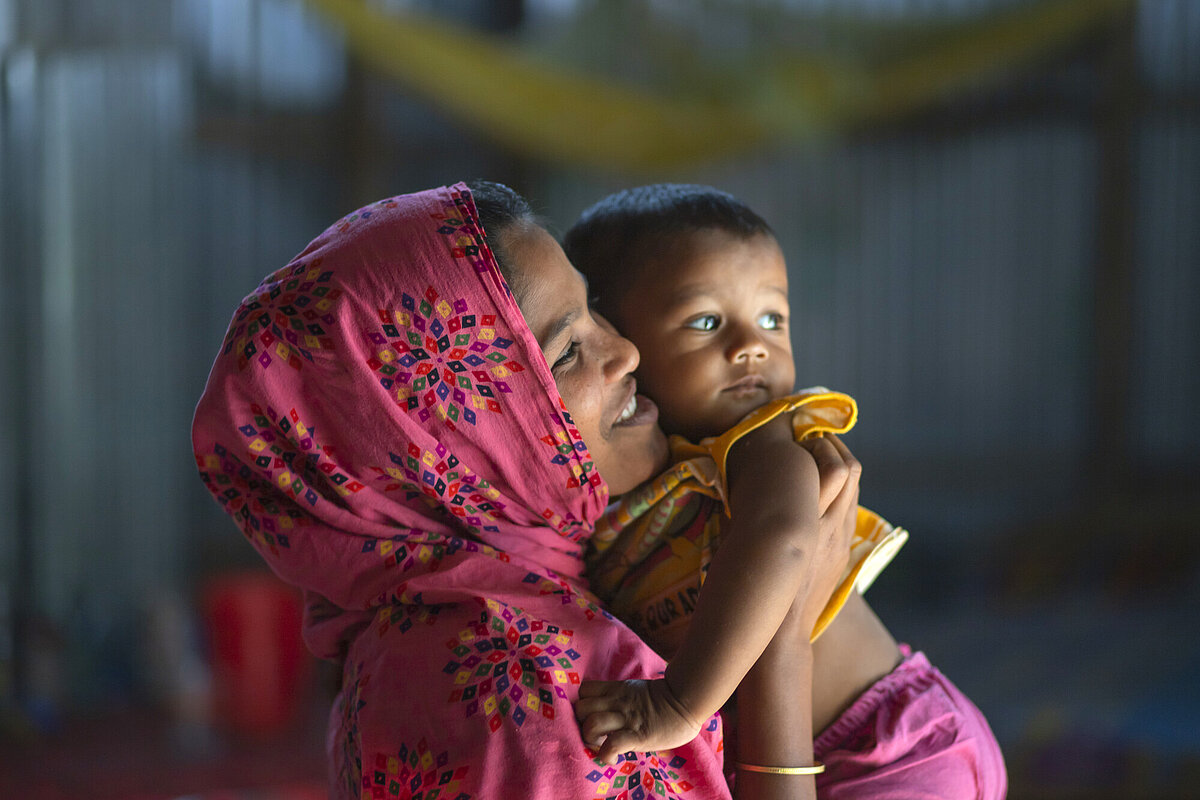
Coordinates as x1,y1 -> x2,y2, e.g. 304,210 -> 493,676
616,394 -> 638,423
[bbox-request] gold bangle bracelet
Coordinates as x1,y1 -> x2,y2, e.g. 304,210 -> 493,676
735,761 -> 825,775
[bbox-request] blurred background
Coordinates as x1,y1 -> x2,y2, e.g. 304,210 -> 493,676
0,0 -> 1196,797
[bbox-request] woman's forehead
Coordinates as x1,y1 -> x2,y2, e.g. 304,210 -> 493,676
502,225 -> 587,349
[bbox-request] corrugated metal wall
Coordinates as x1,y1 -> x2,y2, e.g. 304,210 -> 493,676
0,0 -> 351,688
4,48 -> 196,624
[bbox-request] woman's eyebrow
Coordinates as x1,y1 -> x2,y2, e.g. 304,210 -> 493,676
542,308 -> 580,352
539,270 -> 588,351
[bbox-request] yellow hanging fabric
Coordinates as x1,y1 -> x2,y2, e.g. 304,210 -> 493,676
306,0 -> 769,171
307,0 -> 1131,172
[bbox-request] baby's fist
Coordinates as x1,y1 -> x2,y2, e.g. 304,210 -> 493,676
574,678 -> 703,764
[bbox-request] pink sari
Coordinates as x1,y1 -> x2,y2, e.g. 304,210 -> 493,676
192,184 -> 725,799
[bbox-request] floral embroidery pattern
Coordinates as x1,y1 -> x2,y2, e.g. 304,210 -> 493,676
521,572 -> 614,623
368,285 -> 525,430
540,399 -> 602,490
540,428 -> 597,491
197,445 -> 307,555
223,256 -> 341,372
537,400 -> 605,541
197,403 -> 369,554
336,197 -> 398,234
372,583 -> 441,637
360,531 -> 449,573
360,534 -> 511,590
367,443 -> 505,534
367,738 -> 471,800
444,600 -> 581,733
585,751 -> 695,800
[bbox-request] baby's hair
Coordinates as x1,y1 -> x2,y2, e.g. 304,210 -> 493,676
562,183 -> 774,321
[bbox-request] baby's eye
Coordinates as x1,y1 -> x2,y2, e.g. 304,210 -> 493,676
684,314 -> 720,331
758,312 -> 785,331
553,341 -> 580,371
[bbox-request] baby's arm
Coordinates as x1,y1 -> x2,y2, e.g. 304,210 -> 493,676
575,420 -> 860,762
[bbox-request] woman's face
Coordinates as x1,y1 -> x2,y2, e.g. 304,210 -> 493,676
501,221 -> 668,496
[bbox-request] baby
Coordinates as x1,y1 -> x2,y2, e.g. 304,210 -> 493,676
565,184 -> 1006,797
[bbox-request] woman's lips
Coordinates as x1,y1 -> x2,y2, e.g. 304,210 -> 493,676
613,393 -> 659,427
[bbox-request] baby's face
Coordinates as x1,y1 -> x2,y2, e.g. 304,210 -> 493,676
614,230 -> 795,442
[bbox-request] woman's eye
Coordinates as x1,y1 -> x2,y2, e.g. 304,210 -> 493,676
684,314 -> 720,331
758,312 -> 785,331
553,341 -> 580,370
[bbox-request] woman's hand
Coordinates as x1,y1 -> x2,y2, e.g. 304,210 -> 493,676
725,422 -> 860,634
575,676 -> 704,764
792,433 -> 860,634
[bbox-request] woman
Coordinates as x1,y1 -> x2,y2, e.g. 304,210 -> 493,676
192,182 -> 856,799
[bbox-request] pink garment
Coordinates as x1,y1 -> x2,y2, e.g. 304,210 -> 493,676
192,184 -> 725,799
815,647 -> 1007,799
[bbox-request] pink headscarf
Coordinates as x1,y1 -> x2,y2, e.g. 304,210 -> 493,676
192,184 -> 726,799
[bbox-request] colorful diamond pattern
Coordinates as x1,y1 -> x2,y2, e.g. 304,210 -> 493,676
585,751 -> 695,800
521,572 -> 614,623
223,256 -> 341,372
369,285 -> 525,430
444,600 -> 581,734
197,402 -> 371,555
366,442 -> 507,534
367,738 -> 471,800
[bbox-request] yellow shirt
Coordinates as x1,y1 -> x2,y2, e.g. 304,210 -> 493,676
585,388 -> 908,658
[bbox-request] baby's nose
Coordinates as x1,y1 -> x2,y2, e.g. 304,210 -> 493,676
727,330 -> 769,362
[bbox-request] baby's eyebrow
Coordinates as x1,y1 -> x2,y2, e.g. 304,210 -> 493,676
663,283 -> 718,306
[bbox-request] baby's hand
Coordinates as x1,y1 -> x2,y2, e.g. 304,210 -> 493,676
575,678 -> 704,764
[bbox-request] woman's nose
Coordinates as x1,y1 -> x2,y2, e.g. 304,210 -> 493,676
726,327 -> 769,363
601,328 -> 640,381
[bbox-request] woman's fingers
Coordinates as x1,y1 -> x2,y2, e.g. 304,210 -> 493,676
815,436 -> 860,553
824,435 -> 861,511
824,434 -> 860,474
801,435 -> 851,513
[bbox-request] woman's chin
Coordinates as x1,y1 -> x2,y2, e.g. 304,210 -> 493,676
649,426 -> 670,473
603,425 -> 670,497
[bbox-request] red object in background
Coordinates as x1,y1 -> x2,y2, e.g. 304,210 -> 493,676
203,572 -> 311,736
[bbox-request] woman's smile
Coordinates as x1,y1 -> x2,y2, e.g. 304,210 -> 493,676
614,392 -> 659,427
501,222 -> 669,495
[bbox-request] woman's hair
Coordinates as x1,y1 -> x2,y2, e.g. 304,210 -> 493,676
562,183 -> 773,319
465,179 -> 540,301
